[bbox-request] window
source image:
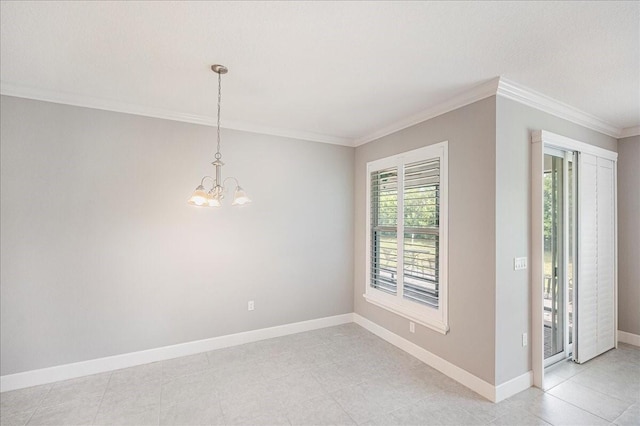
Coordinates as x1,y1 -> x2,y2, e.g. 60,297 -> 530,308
365,142 -> 448,334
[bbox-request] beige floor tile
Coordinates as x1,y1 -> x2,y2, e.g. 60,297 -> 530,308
26,396 -> 101,426
110,362 -> 163,388
39,373 -> 110,408
161,353 -> 211,379
93,407 -> 159,426
0,385 -> 51,415
0,408 -> 35,426
159,397 -> 224,426
219,381 -> 284,424
331,379 -> 408,424
286,394 -> 355,426
549,379 -> 633,421
525,393 -> 610,426
268,370 -> 327,407
389,396 -> 485,425
489,408 -> 551,425
613,403 -> 640,426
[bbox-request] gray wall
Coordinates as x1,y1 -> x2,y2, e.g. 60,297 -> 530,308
2,92 -> 633,386
354,97 -> 497,385
495,96 -> 617,385
0,95 -> 355,376
617,136 -> 640,336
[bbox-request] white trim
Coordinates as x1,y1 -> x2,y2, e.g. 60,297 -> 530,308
530,135 -> 545,388
363,294 -> 448,334
354,78 -> 500,146
618,330 -> 640,347
4,78 -> 634,147
614,161 -> 619,351
0,313 -> 353,393
364,142 -> 449,334
0,82 -> 352,147
619,126 -> 640,139
222,119 -> 352,146
497,78 -> 621,139
532,130 -> 618,161
494,371 -> 534,403
356,77 -> 630,147
353,313 -> 529,402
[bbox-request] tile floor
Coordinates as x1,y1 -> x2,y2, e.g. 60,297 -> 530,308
0,323 -> 638,426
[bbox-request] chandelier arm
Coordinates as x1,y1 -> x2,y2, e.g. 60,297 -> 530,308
200,175 -> 217,188
222,176 -> 240,189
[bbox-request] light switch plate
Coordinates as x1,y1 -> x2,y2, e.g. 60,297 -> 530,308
514,257 -> 527,271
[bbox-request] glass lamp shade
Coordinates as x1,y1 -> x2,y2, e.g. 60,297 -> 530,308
187,185 -> 210,206
232,186 -> 251,206
207,189 -> 222,207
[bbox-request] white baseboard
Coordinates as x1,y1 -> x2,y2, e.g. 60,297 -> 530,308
2,312 -> 537,401
353,313 -> 530,403
618,330 -> 640,347
495,371 -> 533,403
0,313 -> 354,393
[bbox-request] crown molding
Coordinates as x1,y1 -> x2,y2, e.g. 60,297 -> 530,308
355,76 -> 632,147
619,126 -> 640,139
353,78 -> 500,146
220,118 -> 352,146
0,81 -> 353,147
496,78 -> 622,138
2,79 -> 634,147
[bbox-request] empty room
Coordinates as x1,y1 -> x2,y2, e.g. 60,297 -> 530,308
1,1 -> 638,425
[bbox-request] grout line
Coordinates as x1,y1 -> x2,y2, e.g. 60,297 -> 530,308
542,392 -> 619,424
90,372 -> 112,426
155,375 -> 162,426
327,392 -> 359,425
528,410 -> 552,425
542,375 -> 570,392
549,376 -> 636,413
22,383 -> 54,426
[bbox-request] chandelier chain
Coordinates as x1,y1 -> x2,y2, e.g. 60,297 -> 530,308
215,70 -> 222,160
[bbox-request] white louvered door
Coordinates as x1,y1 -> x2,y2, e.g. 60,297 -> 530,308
596,157 -> 615,355
576,153 -> 616,363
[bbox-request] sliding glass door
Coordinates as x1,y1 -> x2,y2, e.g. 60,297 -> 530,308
543,148 -> 575,366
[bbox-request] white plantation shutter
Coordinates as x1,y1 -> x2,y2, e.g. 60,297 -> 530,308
370,167 -> 398,295
596,158 -> 615,354
366,142 -> 448,334
577,154 -> 598,361
576,153 -> 616,363
403,159 -> 440,307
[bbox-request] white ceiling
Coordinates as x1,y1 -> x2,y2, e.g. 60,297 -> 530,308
1,1 -> 638,145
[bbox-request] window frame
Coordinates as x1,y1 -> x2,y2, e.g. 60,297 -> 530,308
364,142 -> 449,334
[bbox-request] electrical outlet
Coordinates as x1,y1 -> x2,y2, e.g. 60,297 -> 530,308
514,257 -> 527,271
522,332 -> 528,347
409,322 -> 415,333
248,300 -> 255,311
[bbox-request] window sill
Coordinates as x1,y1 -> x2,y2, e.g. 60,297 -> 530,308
363,293 -> 449,335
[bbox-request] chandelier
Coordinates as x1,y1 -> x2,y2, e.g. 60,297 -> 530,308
188,64 -> 251,207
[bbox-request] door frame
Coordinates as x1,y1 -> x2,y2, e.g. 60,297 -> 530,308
531,130 -> 618,388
